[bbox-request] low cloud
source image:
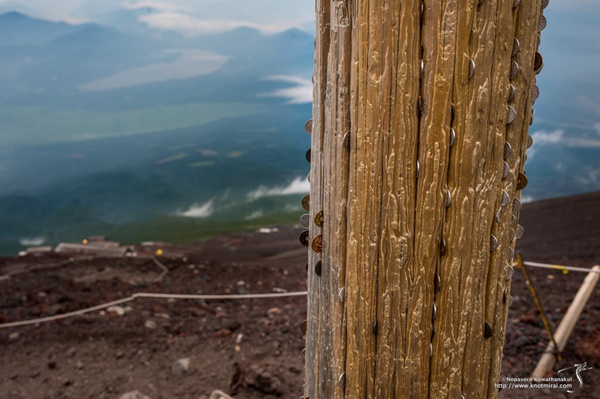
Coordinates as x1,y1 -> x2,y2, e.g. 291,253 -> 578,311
247,177 -> 309,200
80,50 -> 227,91
178,200 -> 214,218
245,210 -> 264,220
19,237 -> 45,246
263,75 -> 312,104
123,1 -> 190,12
138,12 -> 296,36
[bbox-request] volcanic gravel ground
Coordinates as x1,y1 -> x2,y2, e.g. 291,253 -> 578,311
1,192 -> 599,399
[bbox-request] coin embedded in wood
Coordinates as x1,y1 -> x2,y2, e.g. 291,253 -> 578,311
534,52 -> 543,74
300,319 -> 307,335
517,173 -> 528,190
304,119 -> 313,134
508,84 -> 516,103
510,60 -> 519,80
490,235 -> 499,252
484,322 -> 493,339
538,14 -> 547,32
468,59 -> 475,80
507,106 -> 516,125
516,225 -> 524,239
301,194 -> 310,211
450,127 -> 456,147
299,231 -> 309,247
343,132 -> 351,149
314,211 -> 324,227
311,235 -> 323,253
506,266 -> 515,281
513,0 -> 521,7
527,135 -> 534,149
314,261 -> 322,276
305,148 -> 311,163
504,142 -> 513,159
439,237 -> 447,257
541,0 -> 549,10
299,214 -> 310,228
513,197 -> 522,214
503,162 -> 510,179
531,84 -> 540,102
512,38 -> 521,57
501,190 -> 510,207
434,273 -> 441,293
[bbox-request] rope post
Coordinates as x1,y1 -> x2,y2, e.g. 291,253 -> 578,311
531,265 -> 600,379
304,0 -> 547,398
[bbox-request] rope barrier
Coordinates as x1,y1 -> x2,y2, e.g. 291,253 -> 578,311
0,291 -> 308,329
516,260 -> 600,274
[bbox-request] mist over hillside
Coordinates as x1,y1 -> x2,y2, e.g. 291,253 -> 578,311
0,6 -> 598,255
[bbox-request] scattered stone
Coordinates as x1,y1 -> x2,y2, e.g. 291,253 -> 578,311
172,358 -> 190,375
235,334 -> 244,344
230,363 -> 283,396
144,320 -> 157,329
118,390 -> 152,399
76,361 -> 85,370
67,347 -> 77,357
214,328 -> 232,338
267,307 -> 282,317
8,332 -> 19,342
116,350 -> 125,359
107,306 -> 126,316
513,336 -> 537,349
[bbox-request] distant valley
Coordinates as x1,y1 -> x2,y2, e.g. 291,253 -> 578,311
0,9 -> 598,255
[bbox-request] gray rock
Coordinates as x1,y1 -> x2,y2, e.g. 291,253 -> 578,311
172,358 -> 190,375
118,390 -> 152,399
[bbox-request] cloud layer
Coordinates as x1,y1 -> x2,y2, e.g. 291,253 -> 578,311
247,177 -> 310,200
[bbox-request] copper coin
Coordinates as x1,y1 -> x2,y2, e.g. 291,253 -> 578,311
301,194 -> 310,211
314,261 -> 322,276
534,52 -> 543,74
517,172 -> 528,190
300,319 -> 307,335
538,14 -> 547,32
311,235 -> 323,253
304,119 -> 313,134
305,148 -> 311,163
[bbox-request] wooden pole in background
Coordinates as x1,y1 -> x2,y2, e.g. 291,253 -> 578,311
305,0 -> 546,398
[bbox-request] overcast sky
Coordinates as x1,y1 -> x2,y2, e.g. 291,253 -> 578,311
0,0 -> 316,34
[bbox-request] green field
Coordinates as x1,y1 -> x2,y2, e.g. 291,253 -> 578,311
0,102 -> 264,148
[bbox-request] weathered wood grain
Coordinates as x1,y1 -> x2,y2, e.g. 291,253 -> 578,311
306,1 -> 544,398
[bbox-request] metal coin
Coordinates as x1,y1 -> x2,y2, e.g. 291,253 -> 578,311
338,373 -> 346,388
301,348 -> 306,359
311,235 -> 323,253
305,148 -> 311,163
506,266 -> 515,281
300,319 -> 307,335
301,194 -> 310,211
314,261 -> 322,276
513,197 -> 522,214
496,208 -> 502,223
445,189 -> 452,208
299,213 -> 310,228
434,273 -> 441,293
343,132 -> 351,149
440,237 -> 447,257
538,14 -> 547,32
339,287 -> 345,303
526,135 -> 533,149
416,160 -> 420,179
513,0 -> 521,7
507,105 -> 516,125
516,224 -> 524,239
432,303 -> 437,321
501,190 -> 510,207
512,38 -> 521,57
531,84 -> 540,102
429,343 -> 433,358
299,231 -> 309,247
304,119 -> 313,134
504,142 -> 512,159
468,59 -> 475,80
484,322 -> 493,339
517,173 -> 528,190
503,162 -> 510,179
450,127 -> 456,147
541,0 -> 549,10
490,235 -> 499,252
534,52 -> 543,74
314,210 -> 324,227
420,59 -> 424,78
508,84 -> 516,103
510,60 -> 519,80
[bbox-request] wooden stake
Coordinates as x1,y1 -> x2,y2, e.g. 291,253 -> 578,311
531,265 -> 600,379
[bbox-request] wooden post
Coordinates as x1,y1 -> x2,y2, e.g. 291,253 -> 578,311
304,0 -> 547,398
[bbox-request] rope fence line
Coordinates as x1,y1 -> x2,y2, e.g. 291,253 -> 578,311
516,260 -> 600,274
1,259 -> 597,330
0,291 -> 308,329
